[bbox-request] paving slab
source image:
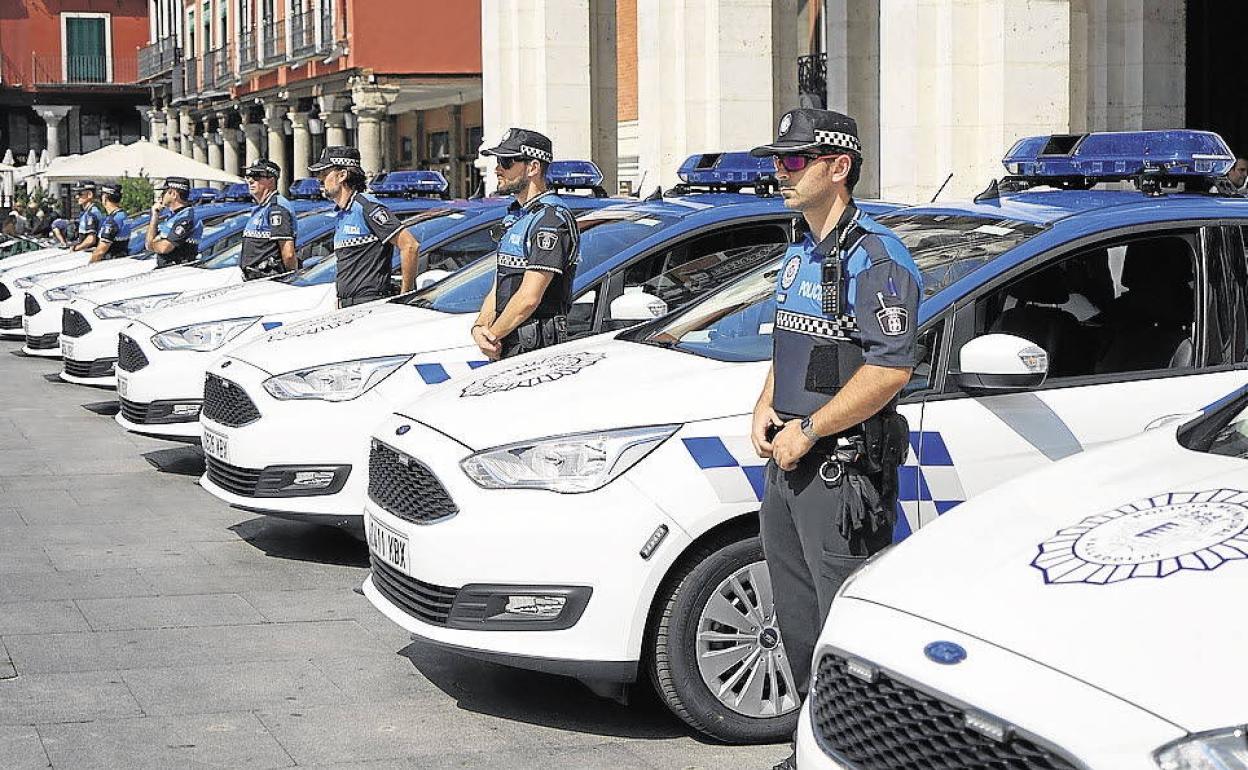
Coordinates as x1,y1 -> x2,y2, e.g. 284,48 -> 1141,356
0,600 -> 90,635
0,725 -> 50,770
0,569 -> 154,604
75,594 -> 265,631
0,671 -> 143,725
121,660 -> 345,716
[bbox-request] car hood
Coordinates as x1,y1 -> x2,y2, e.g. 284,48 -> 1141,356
847,424 -> 1248,731
133,279 -> 330,333
228,300 -> 458,375
80,264 -> 241,308
33,256 -> 155,290
0,250 -> 86,282
396,335 -> 769,450
0,246 -> 71,272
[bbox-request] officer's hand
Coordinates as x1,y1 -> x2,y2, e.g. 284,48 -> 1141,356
772,420 -> 815,472
150,202 -> 162,217
751,405 -> 783,459
472,326 -> 501,360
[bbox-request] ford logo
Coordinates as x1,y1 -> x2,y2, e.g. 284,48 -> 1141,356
221,360 -> 231,368
395,425 -> 411,436
924,641 -> 966,665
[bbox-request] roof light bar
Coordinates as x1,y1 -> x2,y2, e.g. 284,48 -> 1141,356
671,152 -> 776,196
1001,130 -> 1235,185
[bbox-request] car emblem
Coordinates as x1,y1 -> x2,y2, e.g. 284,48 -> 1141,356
221,360 -> 231,368
924,641 -> 966,665
395,425 -> 410,436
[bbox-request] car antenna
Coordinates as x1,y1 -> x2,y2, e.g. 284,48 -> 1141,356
973,178 -> 1001,203
644,185 -> 663,201
632,170 -> 648,198
930,173 -> 953,202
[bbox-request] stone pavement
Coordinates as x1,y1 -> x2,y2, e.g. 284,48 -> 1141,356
0,341 -> 786,769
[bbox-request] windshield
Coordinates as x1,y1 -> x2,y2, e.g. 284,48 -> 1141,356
402,207 -> 494,243
1182,390 -> 1248,459
876,213 -> 1045,297
398,207 -> 682,314
627,260 -> 779,362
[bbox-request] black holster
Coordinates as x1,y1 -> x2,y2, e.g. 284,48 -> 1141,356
501,315 -> 568,358
841,410 -> 909,540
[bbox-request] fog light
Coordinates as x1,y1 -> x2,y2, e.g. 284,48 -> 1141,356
290,470 -> 336,488
171,403 -> 201,416
504,595 -> 567,618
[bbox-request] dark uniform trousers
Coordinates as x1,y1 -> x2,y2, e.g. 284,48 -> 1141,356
500,315 -> 568,359
760,451 -> 893,700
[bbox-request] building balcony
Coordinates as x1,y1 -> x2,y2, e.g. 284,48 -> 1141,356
289,10 -> 315,59
318,0 -> 336,53
183,57 -> 199,95
203,47 -> 231,90
798,52 -> 827,108
239,28 -> 258,74
31,54 -> 139,87
261,19 -> 286,67
138,38 -> 180,80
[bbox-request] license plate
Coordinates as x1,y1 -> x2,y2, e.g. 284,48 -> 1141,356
367,515 -> 410,573
116,373 -> 129,398
21,315 -> 30,334
61,339 -> 75,360
202,427 -> 229,463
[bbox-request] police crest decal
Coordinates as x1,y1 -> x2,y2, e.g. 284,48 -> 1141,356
461,352 -> 605,397
1032,489 -> 1248,585
779,113 -> 792,136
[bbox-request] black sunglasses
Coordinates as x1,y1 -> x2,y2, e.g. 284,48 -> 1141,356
772,153 -> 847,173
497,156 -> 533,170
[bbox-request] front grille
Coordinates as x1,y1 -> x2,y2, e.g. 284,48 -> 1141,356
0,283 -> 10,301
369,555 -> 458,626
202,374 -> 261,427
63,357 -> 116,378
204,456 -> 263,496
0,315 -> 19,329
368,441 -> 458,524
117,334 -> 149,373
24,293 -> 39,316
811,654 -> 1078,770
24,332 -> 58,350
62,308 -> 91,337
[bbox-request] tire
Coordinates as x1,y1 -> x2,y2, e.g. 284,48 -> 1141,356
647,534 -> 800,743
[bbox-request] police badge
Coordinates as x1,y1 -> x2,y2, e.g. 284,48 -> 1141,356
534,231 -> 559,251
876,292 -> 908,336
779,113 -> 792,136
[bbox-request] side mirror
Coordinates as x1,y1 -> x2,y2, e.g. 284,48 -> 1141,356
609,289 -> 668,322
415,269 -> 450,290
953,333 -> 1048,392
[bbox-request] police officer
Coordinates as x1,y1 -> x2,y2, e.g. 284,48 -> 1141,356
239,159 -> 297,279
144,176 -> 202,267
68,180 -> 104,253
471,128 -> 579,360
89,183 -> 130,263
749,109 -> 921,770
308,146 -> 422,307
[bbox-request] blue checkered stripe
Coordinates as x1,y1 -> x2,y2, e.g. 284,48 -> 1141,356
413,359 -> 491,385
680,431 -> 966,542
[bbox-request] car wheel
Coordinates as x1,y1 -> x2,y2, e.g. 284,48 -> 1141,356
648,534 -> 800,743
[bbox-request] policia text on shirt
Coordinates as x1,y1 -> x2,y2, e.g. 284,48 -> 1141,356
748,108 -> 921,770
471,128 -> 580,361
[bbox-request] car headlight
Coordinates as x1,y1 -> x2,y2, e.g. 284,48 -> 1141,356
14,275 -> 42,289
1157,727 -> 1248,770
261,355 -> 412,402
461,424 -> 680,493
93,293 -> 179,319
44,280 -> 112,302
151,317 -> 260,352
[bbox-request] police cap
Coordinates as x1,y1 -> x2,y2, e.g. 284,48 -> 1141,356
750,109 -> 862,157
481,127 -> 554,164
162,176 -> 191,193
72,180 -> 97,193
307,146 -> 362,173
243,159 -> 281,179
99,182 -> 122,198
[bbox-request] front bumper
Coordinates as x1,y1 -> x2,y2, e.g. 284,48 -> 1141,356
797,597 -> 1186,769
0,284 -> 23,338
360,414 -> 690,672
59,307 -> 128,386
21,292 -> 65,356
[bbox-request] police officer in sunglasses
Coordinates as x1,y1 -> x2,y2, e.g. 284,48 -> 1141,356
471,128 -> 579,360
239,159 -> 297,280
749,109 -> 922,770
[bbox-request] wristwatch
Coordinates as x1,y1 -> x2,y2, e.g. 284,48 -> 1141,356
799,416 -> 820,441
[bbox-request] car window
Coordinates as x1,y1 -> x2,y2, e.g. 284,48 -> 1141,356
567,282 -> 601,338
296,233 -> 334,265
877,213 -> 1047,297
904,320 -> 944,395
1207,227 -> 1248,365
965,232 -> 1198,380
421,227 -> 497,273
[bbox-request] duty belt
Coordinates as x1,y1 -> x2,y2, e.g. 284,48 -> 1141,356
774,309 -> 856,340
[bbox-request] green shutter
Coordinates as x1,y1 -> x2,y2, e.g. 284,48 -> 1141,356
65,17 -> 106,82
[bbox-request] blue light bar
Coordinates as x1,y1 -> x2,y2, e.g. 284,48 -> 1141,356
220,182 -> 251,201
288,177 -> 323,199
369,170 -> 450,197
547,160 -> 604,189
676,152 -> 775,188
1001,130 -> 1234,181
189,187 -> 218,204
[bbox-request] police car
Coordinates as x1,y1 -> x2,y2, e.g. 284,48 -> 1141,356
196,153 -> 836,527
796,387 -> 1248,769
114,163 -> 618,436
359,131 -> 1248,743
16,201 -> 333,356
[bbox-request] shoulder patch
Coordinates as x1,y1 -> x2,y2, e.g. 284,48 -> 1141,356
780,255 -> 801,290
369,207 -> 392,227
535,231 -> 559,251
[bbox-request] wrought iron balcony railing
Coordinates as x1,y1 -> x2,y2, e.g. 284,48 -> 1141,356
798,52 -> 827,108
137,38 -> 180,80
238,28 -> 257,74
289,10 -> 315,58
261,19 -> 286,67
32,54 -> 138,86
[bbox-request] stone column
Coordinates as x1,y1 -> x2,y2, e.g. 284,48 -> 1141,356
165,107 -> 181,154
146,108 -> 167,146
448,105 -> 463,197
350,78 -> 399,176
322,105 -> 348,148
33,105 -> 71,197
134,105 -> 151,141
179,109 -> 196,160
206,122 -> 224,188
288,109 -> 311,181
240,109 -> 264,168
221,126 -> 241,179
262,101 -> 289,187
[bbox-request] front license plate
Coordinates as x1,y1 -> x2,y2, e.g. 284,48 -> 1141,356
367,515 -> 410,573
21,315 -> 30,334
60,339 -> 75,360
116,373 -> 129,398
202,427 -> 230,463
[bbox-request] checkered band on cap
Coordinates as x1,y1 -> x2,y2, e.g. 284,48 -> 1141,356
329,156 -> 361,167
813,129 -> 862,153
775,309 -> 857,339
520,144 -> 553,163
165,180 -> 190,191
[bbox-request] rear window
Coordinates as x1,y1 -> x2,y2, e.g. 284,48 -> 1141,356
876,213 -> 1046,297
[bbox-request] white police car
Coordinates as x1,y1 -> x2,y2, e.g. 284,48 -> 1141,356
0,249 -> 92,337
197,156 -> 823,529
796,386 -> 1248,769
360,131 -> 1248,743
